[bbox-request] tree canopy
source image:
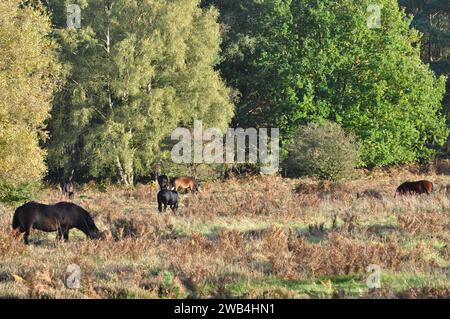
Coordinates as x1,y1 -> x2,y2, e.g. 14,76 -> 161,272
204,0 -> 448,166
0,0 -> 448,194
46,0 -> 234,184
0,0 -> 60,188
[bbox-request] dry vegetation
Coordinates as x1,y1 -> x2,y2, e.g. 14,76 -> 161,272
1,162 -> 450,299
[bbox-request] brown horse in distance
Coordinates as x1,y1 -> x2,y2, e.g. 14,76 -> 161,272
395,180 -> 433,197
171,176 -> 200,193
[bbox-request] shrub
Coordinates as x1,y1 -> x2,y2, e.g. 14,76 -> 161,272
0,181 -> 42,204
283,121 -> 358,181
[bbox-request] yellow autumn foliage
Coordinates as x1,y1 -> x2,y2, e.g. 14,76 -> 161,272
0,0 -> 61,186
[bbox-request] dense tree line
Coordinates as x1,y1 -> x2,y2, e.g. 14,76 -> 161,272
202,0 -> 448,167
398,0 -> 449,118
399,0 -> 449,73
0,0 -> 448,197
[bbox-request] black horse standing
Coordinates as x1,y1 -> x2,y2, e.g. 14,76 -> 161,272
12,201 -> 102,244
157,189 -> 179,213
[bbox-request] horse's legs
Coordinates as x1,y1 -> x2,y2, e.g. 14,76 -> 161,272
158,201 -> 162,212
24,228 -> 31,245
163,204 -> 167,212
56,227 -> 63,241
63,230 -> 69,242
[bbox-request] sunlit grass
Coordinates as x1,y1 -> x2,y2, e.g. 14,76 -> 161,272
0,164 -> 449,298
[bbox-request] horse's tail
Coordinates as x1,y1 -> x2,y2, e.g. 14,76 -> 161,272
12,208 -> 20,230
426,181 -> 433,194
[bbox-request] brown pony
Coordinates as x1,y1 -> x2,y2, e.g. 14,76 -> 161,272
171,176 -> 200,193
395,180 -> 433,197
12,201 -> 103,244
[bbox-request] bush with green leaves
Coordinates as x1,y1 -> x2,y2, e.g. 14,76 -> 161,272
0,181 -> 43,205
284,121 -> 358,181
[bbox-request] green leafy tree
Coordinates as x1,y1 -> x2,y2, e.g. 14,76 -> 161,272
204,0 -> 447,166
46,0 -> 234,184
284,121 -> 358,181
0,0 -> 60,200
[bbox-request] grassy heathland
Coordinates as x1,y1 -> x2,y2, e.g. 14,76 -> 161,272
0,162 -> 449,299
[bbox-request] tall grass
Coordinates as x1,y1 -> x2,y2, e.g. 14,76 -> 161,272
1,163 -> 449,298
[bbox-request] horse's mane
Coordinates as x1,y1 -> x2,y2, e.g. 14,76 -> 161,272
54,202 -> 98,231
70,204 -> 97,229
80,208 -> 97,230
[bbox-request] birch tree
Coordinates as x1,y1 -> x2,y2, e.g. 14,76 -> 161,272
46,0 -> 234,184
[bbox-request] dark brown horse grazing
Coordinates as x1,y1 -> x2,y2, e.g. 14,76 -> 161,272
12,202 -> 103,244
171,176 -> 200,193
395,180 -> 433,197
